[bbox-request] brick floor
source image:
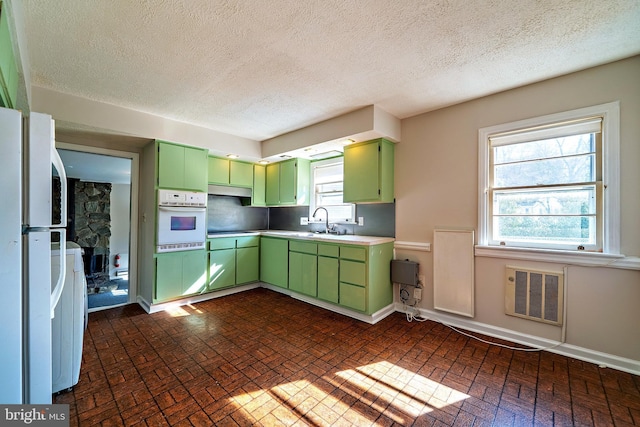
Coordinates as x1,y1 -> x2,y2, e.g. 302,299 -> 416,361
55,288 -> 640,426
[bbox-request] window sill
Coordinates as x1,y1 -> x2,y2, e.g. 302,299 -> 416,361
474,245 -> 640,270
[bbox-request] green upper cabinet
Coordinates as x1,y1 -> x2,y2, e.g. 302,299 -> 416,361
344,138 -> 395,203
0,7 -> 18,109
208,157 -> 230,185
157,140 -> 208,192
252,164 -> 266,206
265,158 -> 311,206
265,163 -> 280,205
230,161 -> 253,187
208,156 -> 254,187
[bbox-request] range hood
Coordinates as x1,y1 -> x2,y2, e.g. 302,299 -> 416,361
208,184 -> 252,198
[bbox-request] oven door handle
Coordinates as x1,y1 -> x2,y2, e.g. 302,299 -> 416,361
158,206 -> 206,213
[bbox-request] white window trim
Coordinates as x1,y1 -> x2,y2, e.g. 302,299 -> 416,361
309,157 -> 355,223
478,101 -> 621,262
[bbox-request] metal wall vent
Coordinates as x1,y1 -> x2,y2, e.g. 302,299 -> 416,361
505,266 -> 563,325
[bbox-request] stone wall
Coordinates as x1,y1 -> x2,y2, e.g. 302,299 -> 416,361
74,181 -> 111,256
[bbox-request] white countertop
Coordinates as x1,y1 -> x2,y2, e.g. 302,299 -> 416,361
207,230 -> 394,246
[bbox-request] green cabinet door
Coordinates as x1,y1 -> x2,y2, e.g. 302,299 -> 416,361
158,141 -> 208,191
265,159 -> 311,206
289,252 -> 317,297
253,164 -> 266,206
260,237 -> 288,288
339,283 -> 366,311
182,250 -> 208,294
230,161 -> 253,187
344,138 -> 394,203
339,251 -> 367,312
265,163 -> 280,205
155,250 -> 207,302
208,157 -> 230,185
158,143 -> 185,190
184,147 -> 208,192
317,256 -> 339,303
155,253 -> 184,301
279,159 -> 297,205
236,246 -> 259,284
208,248 -> 236,290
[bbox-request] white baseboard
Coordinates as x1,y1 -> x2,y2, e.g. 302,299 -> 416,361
398,303 -> 640,376
139,283 -> 261,314
262,283 -> 395,324
134,285 -> 638,375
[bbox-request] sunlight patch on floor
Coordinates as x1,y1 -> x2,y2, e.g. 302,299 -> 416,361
228,360 -> 470,425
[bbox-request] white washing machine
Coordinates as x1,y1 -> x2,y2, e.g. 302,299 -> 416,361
51,241 -> 87,393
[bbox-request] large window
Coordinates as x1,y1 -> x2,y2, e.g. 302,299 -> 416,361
478,102 -> 620,254
309,157 -> 355,223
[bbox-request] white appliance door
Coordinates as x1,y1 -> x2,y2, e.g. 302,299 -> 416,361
24,230 -> 54,403
22,111 -> 68,404
24,112 -> 68,317
0,107 -> 24,403
157,206 -> 206,245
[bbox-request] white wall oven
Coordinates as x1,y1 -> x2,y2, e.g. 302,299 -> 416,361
157,189 -> 206,252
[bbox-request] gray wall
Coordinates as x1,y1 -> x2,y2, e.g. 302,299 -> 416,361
207,195 -> 268,233
268,203 -> 395,237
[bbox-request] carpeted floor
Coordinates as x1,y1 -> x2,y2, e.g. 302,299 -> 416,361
87,278 -> 129,309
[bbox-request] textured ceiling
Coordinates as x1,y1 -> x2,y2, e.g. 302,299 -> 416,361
22,0 -> 640,142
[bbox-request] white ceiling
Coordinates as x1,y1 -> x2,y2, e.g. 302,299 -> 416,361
21,0 -> 640,143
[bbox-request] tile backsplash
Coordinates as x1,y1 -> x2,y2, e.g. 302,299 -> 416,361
207,196 -> 395,237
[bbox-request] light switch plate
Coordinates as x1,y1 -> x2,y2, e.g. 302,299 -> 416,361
358,217 -> 364,226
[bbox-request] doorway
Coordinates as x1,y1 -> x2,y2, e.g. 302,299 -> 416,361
57,144 -> 139,312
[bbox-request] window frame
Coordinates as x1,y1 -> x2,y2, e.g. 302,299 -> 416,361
309,157 -> 355,223
478,102 -> 620,255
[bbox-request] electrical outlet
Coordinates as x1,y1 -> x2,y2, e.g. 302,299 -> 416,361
358,217 -> 364,226
300,217 -> 309,225
414,288 -> 422,300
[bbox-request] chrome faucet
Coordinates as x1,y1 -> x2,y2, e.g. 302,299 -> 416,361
312,207 -> 329,233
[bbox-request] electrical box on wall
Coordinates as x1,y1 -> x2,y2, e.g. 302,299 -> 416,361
392,259 -> 421,307
391,259 -> 419,286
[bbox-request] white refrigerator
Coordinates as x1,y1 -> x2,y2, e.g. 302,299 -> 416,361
0,106 -> 68,404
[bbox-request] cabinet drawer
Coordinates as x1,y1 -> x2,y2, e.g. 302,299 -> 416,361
236,236 -> 259,248
318,244 -> 339,258
340,246 -> 366,262
208,238 -> 236,250
289,240 -> 317,254
340,283 -> 366,311
340,260 -> 366,286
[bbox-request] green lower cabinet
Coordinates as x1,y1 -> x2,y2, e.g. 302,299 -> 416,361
338,258 -> 367,311
155,250 -> 207,302
236,246 -> 259,284
260,237 -> 288,288
207,236 -> 260,290
337,243 -> 394,314
339,282 -> 367,311
289,252 -> 317,297
208,248 -> 236,290
317,256 -> 339,303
